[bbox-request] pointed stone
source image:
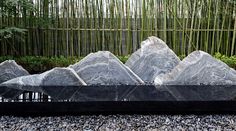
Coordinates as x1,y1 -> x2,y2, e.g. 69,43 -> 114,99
69,51 -> 144,85
125,36 -> 180,83
0,60 -> 29,83
0,60 -> 29,99
155,51 -> 236,85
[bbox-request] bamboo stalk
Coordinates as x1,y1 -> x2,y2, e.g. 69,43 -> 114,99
101,0 -> 105,51
188,0 -> 197,54
163,0 -> 167,42
205,0 -> 212,53
181,1 -> 185,55
218,1 -> 229,53
196,0 -> 203,51
141,0 -> 146,41
119,0 -> 124,55
225,6 -> 232,56
210,0 -> 219,55
115,0 -> 120,55
126,0 -> 131,54
92,0 -> 98,52
173,0 -> 177,54
184,0 -> 190,55
84,0 -> 89,55
77,0 -> 81,56
110,0 -> 115,53
231,18 -> 236,56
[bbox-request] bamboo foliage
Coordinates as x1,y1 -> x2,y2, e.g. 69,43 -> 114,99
0,0 -> 236,57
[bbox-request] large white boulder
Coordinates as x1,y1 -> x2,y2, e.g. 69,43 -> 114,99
0,60 -> 29,83
0,60 -> 29,98
69,51 -> 144,85
155,51 -> 236,85
125,36 -> 180,83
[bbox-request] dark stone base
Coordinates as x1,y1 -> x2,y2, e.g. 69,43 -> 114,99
40,85 -> 236,101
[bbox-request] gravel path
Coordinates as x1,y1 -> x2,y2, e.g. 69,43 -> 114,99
0,115 -> 236,130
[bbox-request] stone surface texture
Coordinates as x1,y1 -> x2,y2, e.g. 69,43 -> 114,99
155,50 -> 236,85
69,51 -> 144,85
0,60 -> 29,98
125,36 -> 180,83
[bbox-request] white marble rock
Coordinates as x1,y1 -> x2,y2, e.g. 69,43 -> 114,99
1,67 -> 87,94
125,36 -> 180,83
69,51 -> 144,85
0,60 -> 29,98
155,51 -> 236,85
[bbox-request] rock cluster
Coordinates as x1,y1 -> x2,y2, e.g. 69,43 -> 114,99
1,36 -> 236,100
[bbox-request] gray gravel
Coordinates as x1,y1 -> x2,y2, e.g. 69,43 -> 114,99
0,115 -> 236,130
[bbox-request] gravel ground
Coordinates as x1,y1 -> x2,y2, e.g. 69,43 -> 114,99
0,115 -> 235,131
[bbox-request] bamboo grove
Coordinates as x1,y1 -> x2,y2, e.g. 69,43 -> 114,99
0,0 -> 236,57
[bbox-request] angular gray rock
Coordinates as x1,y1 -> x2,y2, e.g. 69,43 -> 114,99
125,36 -> 180,83
1,67 -> 86,99
0,60 -> 29,99
0,60 -> 29,83
69,51 -> 144,85
155,51 -> 236,85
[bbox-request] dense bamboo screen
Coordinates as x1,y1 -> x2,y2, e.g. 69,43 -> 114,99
0,0 -> 236,57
